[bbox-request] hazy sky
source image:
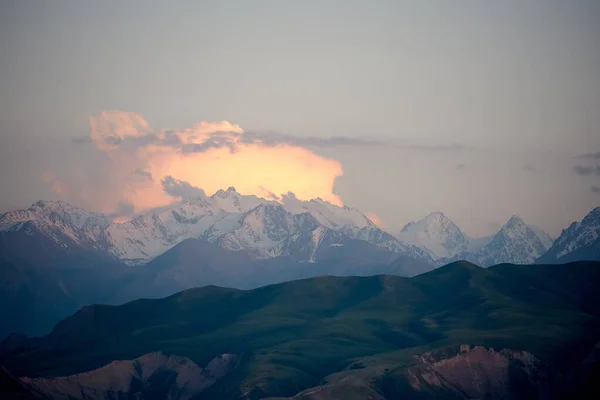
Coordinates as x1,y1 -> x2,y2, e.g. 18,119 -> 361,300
1,0 -> 599,237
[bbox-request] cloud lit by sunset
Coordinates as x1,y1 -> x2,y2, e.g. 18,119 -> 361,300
54,111 -> 344,217
364,212 -> 382,227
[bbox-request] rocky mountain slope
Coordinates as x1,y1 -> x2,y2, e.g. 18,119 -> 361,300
18,352 -> 239,400
269,345 -> 555,400
537,207 -> 600,263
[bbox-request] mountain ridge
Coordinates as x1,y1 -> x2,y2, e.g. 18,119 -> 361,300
537,206 -> 600,264
396,212 -> 556,267
1,189 -> 432,266
3,195 -> 598,269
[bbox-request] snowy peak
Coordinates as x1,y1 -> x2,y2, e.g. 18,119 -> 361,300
215,186 -> 237,195
538,206 -> 600,263
28,200 -> 111,231
496,215 -> 551,245
205,204 -> 322,257
239,204 -> 297,243
208,187 -> 267,214
407,213 -> 556,267
397,212 -> 469,259
474,215 -> 553,266
405,212 -> 460,236
497,215 -> 527,238
281,196 -> 374,234
582,206 -> 600,225
0,200 -> 110,233
0,209 -> 41,230
0,201 -> 111,251
401,211 -> 451,232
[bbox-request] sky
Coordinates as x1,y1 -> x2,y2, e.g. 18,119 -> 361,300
1,0 -> 599,237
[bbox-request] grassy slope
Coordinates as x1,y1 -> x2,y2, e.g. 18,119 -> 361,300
2,261 -> 600,399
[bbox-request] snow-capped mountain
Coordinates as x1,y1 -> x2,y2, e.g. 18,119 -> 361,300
396,212 -> 469,258
0,200 -> 111,252
0,189 -> 433,265
104,188 -> 419,264
104,189 -> 269,262
473,216 -> 553,266
356,225 -> 433,260
282,196 -> 375,236
438,215 -> 554,267
537,207 -> 600,263
201,203 -> 320,257
27,200 -> 111,233
395,211 -> 555,267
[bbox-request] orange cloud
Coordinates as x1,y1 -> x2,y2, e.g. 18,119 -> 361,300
50,111 -> 344,216
364,212 -> 382,227
148,143 -> 342,206
42,171 -> 69,197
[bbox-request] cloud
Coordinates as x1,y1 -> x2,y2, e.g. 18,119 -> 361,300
75,115 -> 470,155
364,212 -> 382,227
239,132 -> 387,149
49,111 -> 344,217
41,171 -> 69,197
579,152 -> 600,159
239,132 -> 468,152
108,202 -> 135,219
592,186 -> 600,193
572,164 -> 600,176
71,136 -> 92,144
573,165 -> 595,176
134,169 -> 153,180
181,137 -> 238,154
161,176 -> 206,199
456,163 -> 466,170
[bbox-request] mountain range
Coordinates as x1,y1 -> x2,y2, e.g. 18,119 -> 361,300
0,188 -> 432,265
0,190 -> 599,340
2,261 -> 600,399
397,211 -> 556,266
3,188 -> 597,269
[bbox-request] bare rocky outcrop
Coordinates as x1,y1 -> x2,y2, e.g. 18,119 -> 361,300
403,345 -> 555,399
268,345 -> 557,400
18,352 -> 239,400
264,373 -> 387,400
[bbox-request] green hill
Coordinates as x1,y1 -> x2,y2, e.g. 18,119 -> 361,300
2,261 -> 600,399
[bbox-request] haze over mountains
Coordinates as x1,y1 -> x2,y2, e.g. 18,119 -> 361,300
1,188 -> 598,341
